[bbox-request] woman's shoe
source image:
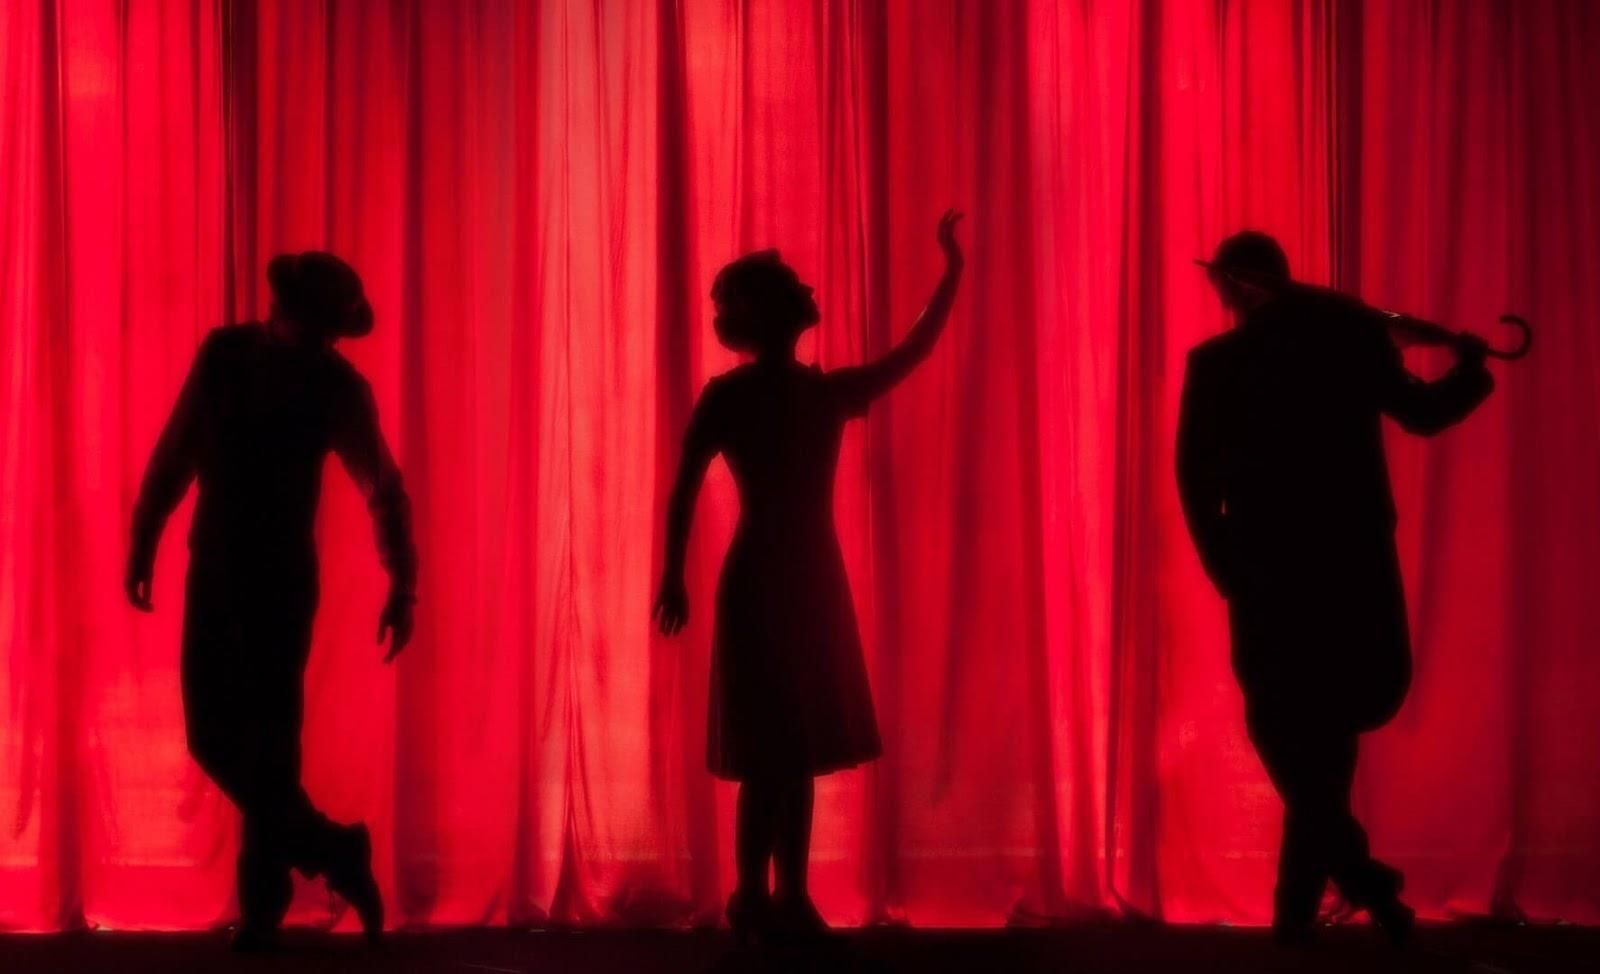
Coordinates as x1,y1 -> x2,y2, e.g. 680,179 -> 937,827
726,889 -> 775,946
324,824 -> 384,945
773,893 -> 828,939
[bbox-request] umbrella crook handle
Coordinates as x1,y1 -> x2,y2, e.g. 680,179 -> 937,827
1488,314 -> 1533,360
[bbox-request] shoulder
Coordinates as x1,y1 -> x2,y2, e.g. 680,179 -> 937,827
691,367 -> 743,416
319,349 -> 374,405
191,322 -> 262,375
1290,283 -> 1372,318
199,321 -> 261,355
682,369 -> 743,445
1187,330 -> 1242,370
1282,284 -> 1388,336
323,346 -> 365,380
1296,289 -> 1398,366
716,362 -> 759,382
703,364 -> 757,398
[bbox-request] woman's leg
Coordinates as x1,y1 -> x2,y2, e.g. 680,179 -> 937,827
735,779 -> 781,898
773,776 -> 815,903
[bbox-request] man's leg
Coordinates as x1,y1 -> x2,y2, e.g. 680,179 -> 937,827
185,696 -> 300,942
1253,711 -> 1412,945
1321,733 -> 1413,942
1319,734 -> 1374,890
252,610 -> 385,942
236,813 -> 294,934
182,580 -> 297,943
1246,703 -> 1334,938
183,580 -> 363,942
230,775 -> 363,943
226,662 -> 317,939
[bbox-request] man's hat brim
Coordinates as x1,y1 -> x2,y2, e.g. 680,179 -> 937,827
1193,257 -> 1285,291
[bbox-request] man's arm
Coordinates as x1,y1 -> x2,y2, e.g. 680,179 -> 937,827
1175,349 -> 1235,598
1374,325 -> 1495,436
127,338 -> 211,610
334,376 -> 418,660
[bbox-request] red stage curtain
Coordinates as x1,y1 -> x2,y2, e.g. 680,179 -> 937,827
2,0 -> 1597,931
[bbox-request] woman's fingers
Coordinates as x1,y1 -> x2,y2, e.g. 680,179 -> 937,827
938,210 -> 964,267
652,591 -> 688,635
126,577 -> 154,612
939,210 -> 964,244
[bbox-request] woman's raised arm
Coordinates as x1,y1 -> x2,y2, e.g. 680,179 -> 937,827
830,210 -> 964,411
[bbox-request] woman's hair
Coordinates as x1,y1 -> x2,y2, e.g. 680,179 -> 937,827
267,251 -> 374,338
710,250 -> 819,353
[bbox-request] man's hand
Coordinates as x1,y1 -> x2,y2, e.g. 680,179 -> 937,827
125,558 -> 155,612
652,574 -> 689,637
377,590 -> 415,663
1453,329 -> 1491,363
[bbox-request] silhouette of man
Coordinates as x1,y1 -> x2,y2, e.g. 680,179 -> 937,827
1176,232 -> 1494,946
125,252 -> 415,951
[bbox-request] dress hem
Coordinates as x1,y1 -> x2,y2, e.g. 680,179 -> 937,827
708,751 -> 882,783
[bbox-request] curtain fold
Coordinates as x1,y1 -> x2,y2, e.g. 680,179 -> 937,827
2,0 -> 1597,931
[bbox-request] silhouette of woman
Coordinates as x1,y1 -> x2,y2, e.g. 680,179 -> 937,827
654,211 -> 963,940
126,252 -> 415,951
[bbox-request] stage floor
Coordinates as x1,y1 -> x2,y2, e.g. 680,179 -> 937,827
1,923 -> 1595,973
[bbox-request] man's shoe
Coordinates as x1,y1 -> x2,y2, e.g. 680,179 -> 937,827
1368,896 -> 1415,948
324,824 -> 384,945
1348,863 -> 1414,948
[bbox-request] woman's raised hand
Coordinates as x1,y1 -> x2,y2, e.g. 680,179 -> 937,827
938,209 -> 965,271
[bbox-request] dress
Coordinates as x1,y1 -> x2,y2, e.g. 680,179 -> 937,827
694,361 -> 882,781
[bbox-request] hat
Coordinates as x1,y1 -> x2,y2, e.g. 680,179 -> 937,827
266,251 -> 374,338
1194,231 -> 1291,289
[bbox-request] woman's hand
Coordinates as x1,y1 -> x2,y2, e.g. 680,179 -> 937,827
937,208 -> 964,271
653,574 -> 689,636
125,556 -> 155,612
377,589 -> 416,662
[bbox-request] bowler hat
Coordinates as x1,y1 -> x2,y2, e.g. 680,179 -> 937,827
1194,231 -> 1291,289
